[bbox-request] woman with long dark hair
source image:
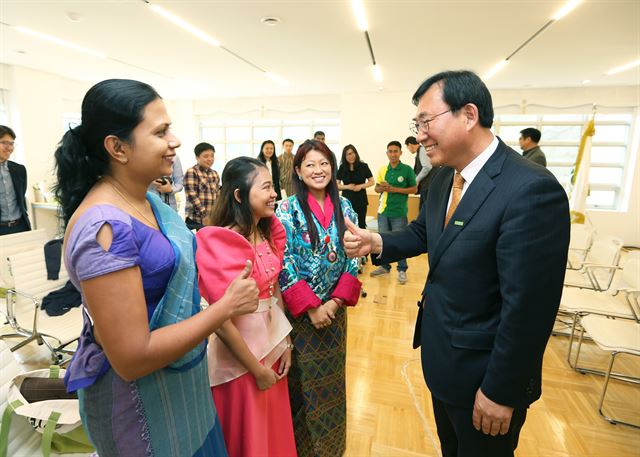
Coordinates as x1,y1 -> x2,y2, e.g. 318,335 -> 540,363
276,140 -> 362,457
336,144 -> 374,229
55,79 -> 258,456
195,157 -> 297,457
257,140 -> 282,201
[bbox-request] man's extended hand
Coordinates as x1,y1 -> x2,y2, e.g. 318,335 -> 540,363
343,218 -> 374,258
472,388 -> 514,436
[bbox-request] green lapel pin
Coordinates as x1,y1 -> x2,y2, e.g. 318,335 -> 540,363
454,220 -> 464,226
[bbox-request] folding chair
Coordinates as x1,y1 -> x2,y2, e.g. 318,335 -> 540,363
562,251 -> 640,367
577,314 -> 640,428
564,235 -> 623,291
567,223 -> 596,269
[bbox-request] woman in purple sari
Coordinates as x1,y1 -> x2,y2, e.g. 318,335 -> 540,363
55,79 -> 258,456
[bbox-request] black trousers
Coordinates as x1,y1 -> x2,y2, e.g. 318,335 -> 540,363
432,394 -> 527,457
353,204 -> 367,230
0,217 -> 30,236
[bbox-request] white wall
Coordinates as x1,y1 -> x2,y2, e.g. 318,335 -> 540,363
2,62 -> 638,245
0,64 -> 89,199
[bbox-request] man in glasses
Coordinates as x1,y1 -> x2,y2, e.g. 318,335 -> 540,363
0,125 -> 31,235
344,71 -> 569,457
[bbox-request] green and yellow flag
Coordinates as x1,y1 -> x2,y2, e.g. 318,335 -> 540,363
568,118 -> 596,224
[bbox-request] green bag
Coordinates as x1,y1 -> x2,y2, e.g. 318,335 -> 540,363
0,366 -> 94,457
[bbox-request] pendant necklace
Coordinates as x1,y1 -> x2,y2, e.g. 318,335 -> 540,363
106,178 -> 158,228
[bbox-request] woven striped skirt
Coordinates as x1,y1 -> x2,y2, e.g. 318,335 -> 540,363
287,306 -> 347,457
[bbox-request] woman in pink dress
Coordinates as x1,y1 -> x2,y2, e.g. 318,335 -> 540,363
195,157 -> 297,457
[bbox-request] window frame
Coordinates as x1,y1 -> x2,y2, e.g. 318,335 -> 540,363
493,112 -> 634,210
199,118 -> 341,175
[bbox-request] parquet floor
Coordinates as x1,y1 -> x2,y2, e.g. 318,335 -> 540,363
345,254 -> 640,457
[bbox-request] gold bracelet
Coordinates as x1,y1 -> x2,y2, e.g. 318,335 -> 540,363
286,343 -> 294,350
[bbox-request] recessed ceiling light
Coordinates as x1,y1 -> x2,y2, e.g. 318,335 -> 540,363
66,12 -> 83,22
261,17 -> 281,26
582,79 -> 591,84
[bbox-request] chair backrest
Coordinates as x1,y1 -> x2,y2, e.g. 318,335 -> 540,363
569,223 -> 595,251
7,248 -> 68,304
585,235 -> 623,267
0,340 -> 23,407
620,251 -> 640,319
621,251 -> 640,290
0,230 -> 49,288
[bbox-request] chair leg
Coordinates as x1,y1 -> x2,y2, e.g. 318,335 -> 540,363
571,320 -> 587,371
598,352 -> 640,428
567,313 -> 580,367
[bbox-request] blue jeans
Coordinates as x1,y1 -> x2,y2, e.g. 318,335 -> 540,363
377,214 -> 408,272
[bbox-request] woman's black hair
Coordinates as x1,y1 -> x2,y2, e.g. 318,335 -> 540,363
257,140 -> 282,200
338,144 -> 365,177
292,140 -> 346,248
209,157 -> 273,244
339,144 -> 361,168
53,79 -> 160,225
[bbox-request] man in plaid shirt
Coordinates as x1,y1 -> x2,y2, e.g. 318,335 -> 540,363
184,142 -> 220,231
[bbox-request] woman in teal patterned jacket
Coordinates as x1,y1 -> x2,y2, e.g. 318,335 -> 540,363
276,139 -> 362,457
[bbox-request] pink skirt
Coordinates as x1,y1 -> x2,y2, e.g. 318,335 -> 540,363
212,363 -> 297,457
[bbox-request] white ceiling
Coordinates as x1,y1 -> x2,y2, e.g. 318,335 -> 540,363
0,0 -> 638,100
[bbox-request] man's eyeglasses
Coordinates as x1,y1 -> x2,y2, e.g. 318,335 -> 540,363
409,109 -> 451,135
0,140 -> 15,148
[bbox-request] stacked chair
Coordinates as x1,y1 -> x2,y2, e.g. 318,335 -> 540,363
561,251 -> 640,428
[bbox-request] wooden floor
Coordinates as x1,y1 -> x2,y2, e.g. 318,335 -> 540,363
345,255 -> 640,457
3,254 -> 639,456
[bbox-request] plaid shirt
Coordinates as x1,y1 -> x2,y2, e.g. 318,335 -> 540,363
184,164 -> 220,223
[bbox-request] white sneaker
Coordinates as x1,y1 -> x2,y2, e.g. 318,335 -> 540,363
370,266 -> 390,277
398,271 -> 407,284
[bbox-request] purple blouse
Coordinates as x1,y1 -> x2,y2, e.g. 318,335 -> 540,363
64,204 -> 175,391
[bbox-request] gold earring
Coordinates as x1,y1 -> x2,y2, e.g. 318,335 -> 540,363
120,158 -> 129,164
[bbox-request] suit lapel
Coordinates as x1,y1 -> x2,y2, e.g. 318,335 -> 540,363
426,167 -> 453,263
8,162 -> 24,205
428,142 -> 508,273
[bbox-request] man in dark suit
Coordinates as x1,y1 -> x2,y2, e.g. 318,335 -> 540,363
519,128 -> 547,167
0,125 -> 31,235
344,71 -> 569,456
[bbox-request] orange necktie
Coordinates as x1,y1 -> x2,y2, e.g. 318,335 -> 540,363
444,172 -> 465,226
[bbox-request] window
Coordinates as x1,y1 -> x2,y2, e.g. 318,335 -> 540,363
200,119 -> 341,175
493,113 -> 635,210
0,90 -> 8,126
